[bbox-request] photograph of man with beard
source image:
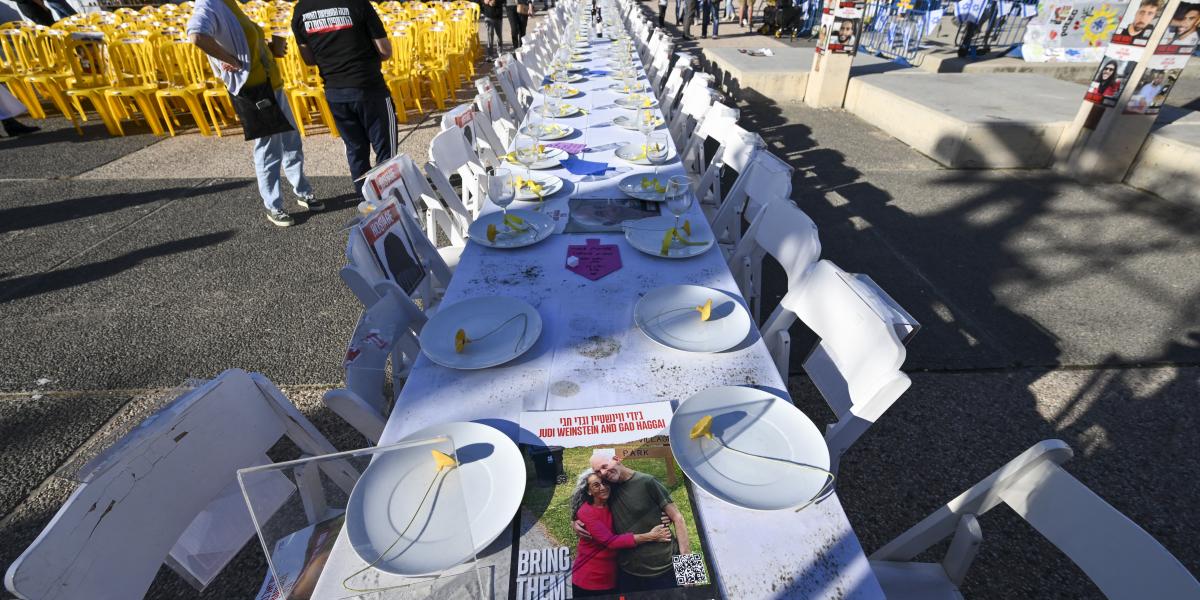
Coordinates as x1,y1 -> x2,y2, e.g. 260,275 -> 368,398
1113,0 -> 1162,45
572,449 -> 692,592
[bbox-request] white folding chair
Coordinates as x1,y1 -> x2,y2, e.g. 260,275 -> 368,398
709,149 -> 794,254
344,196 -> 455,312
679,101 -> 740,174
667,73 -> 713,129
762,259 -> 917,474
669,84 -> 718,151
441,102 -> 506,169
871,439 -> 1200,600
323,285 -> 426,443
728,198 -> 821,323
691,123 -> 761,211
475,76 -> 513,122
495,59 -> 533,121
656,61 -> 691,115
3,370 -> 355,600
428,126 -> 489,217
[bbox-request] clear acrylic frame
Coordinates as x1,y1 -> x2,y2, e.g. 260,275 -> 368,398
238,436 -> 485,599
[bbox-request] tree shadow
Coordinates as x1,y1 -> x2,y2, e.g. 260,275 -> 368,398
0,181 -> 245,234
0,231 -> 237,304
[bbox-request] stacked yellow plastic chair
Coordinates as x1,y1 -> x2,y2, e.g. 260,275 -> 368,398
279,38 -> 339,137
103,36 -> 166,136
0,27 -> 45,120
414,20 -> 451,110
383,28 -> 419,121
155,40 -> 212,136
63,33 -> 122,136
18,28 -> 80,131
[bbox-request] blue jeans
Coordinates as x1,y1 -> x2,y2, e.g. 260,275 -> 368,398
252,89 -> 312,212
702,0 -> 719,36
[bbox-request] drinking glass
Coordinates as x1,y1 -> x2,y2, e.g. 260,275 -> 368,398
514,135 -> 539,181
638,106 -> 657,147
646,131 -> 669,181
489,168 -> 515,219
666,174 -> 694,245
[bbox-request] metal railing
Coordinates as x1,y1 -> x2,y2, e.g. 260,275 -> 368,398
858,0 -> 946,62
952,0 -> 1038,58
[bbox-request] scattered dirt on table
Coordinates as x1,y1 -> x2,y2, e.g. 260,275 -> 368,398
549,380 -> 581,397
576,335 -> 620,359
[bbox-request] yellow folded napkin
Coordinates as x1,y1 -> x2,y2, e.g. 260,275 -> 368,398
696,298 -> 712,321
659,221 -> 706,256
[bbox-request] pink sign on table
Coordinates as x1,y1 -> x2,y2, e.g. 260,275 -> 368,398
566,239 -> 621,281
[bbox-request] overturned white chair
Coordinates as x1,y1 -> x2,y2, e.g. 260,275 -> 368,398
3,370 -> 356,600
870,439 -> 1200,600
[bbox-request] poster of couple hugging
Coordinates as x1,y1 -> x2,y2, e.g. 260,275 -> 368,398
513,402 -> 718,599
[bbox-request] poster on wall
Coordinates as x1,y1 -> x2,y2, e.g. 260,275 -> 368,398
1156,1 -> 1199,53
1122,52 -> 1188,113
816,4 -> 862,54
1109,0 -> 1164,45
513,403 -> 719,599
1083,43 -> 1142,105
1021,0 -> 1129,62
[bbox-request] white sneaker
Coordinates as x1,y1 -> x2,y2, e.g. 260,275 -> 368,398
266,210 -> 295,227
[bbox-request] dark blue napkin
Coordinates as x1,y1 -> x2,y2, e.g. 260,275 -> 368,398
561,156 -> 610,176
587,69 -> 609,77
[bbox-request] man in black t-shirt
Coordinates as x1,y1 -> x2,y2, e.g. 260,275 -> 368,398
292,0 -> 395,194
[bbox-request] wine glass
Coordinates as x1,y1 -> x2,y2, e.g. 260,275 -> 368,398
646,131 -> 669,182
489,168 -> 516,234
666,174 -> 693,246
638,106 -> 657,148
514,134 -> 539,182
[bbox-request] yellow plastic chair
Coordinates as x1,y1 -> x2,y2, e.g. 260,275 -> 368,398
415,23 -> 451,109
383,29 -> 419,121
279,40 -> 339,137
103,36 -> 166,136
19,28 -> 80,131
155,41 -> 212,136
63,34 -> 121,135
0,29 -> 44,120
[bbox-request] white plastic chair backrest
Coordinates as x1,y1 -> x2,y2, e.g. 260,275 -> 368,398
475,79 -> 512,123
381,152 -> 471,246
693,124 -> 759,206
783,259 -> 908,410
730,198 -> 820,290
657,62 -> 690,110
428,126 -> 488,215
670,85 -> 717,149
3,370 -> 352,600
442,102 -> 504,168
341,284 -> 426,415
872,440 -> 1200,600
495,60 -> 531,121
669,73 -> 712,124
710,149 -> 794,248
681,101 -> 738,172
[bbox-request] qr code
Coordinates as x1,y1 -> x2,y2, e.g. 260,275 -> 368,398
672,553 -> 709,587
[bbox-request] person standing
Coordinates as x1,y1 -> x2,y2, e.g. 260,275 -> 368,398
13,0 -> 55,26
480,0 -> 505,57
0,87 -> 39,136
700,0 -> 719,38
658,0 -> 667,26
189,0 -> 319,227
291,0 -> 396,196
681,0 -> 698,39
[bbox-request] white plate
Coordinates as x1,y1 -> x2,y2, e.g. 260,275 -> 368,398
623,216 -> 713,259
552,72 -> 584,83
467,209 -> 555,249
670,386 -> 832,511
634,285 -> 752,353
618,172 -> 669,201
504,146 -> 567,170
534,103 -> 582,119
513,172 -> 564,200
420,296 -> 543,369
614,94 -> 658,110
345,438 -> 475,575
615,142 -> 675,165
519,123 -> 575,141
398,422 -> 526,555
609,82 -> 648,94
613,114 -> 665,131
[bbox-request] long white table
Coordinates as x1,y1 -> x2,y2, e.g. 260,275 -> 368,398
315,13 -> 885,600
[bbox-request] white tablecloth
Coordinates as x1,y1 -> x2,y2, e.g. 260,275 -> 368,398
313,26 -> 884,600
